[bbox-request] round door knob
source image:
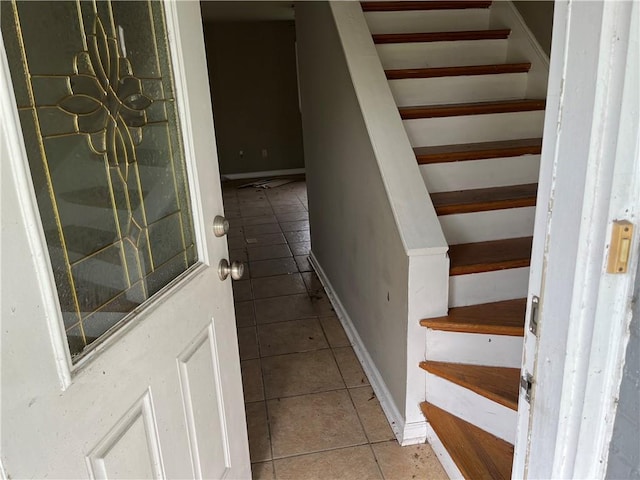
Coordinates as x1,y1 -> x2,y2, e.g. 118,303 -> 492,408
218,259 -> 244,281
213,215 -> 230,237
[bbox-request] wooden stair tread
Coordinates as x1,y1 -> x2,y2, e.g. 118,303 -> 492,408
400,99 -> 546,119
420,298 -> 526,336
420,361 -> 520,410
422,402 -> 514,479
449,236 -> 532,275
386,63 -> 531,80
414,138 -> 542,164
373,29 -> 511,44
362,1 -> 492,12
431,183 -> 537,215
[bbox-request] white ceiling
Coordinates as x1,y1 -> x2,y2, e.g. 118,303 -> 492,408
200,1 -> 295,22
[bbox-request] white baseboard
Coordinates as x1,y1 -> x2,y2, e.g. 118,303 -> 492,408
309,251 -> 419,445
220,168 -> 305,180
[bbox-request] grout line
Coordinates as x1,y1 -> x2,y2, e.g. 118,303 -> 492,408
269,441 -> 372,462
369,442 -> 387,480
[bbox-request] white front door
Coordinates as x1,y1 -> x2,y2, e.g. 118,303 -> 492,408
1,1 -> 250,478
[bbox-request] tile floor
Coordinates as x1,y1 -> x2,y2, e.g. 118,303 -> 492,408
222,176 -> 447,480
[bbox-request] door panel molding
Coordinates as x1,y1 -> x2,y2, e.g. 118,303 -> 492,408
86,388 -> 165,480
177,323 -> 232,479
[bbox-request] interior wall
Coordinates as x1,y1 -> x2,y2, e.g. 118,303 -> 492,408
296,1 -> 411,422
512,1 -> 554,57
203,21 -> 304,176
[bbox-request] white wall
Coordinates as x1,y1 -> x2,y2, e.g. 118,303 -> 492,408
296,1 -> 448,443
203,21 -> 304,176
512,1 -> 554,57
296,0 -> 410,422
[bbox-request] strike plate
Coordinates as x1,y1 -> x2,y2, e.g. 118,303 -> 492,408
607,220 -> 634,274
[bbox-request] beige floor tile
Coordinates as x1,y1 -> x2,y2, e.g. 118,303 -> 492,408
284,230 -> 311,244
349,387 -> 395,443
238,326 -> 259,360
247,244 -> 293,262
276,211 -> 309,223
272,204 -> 307,214
232,279 -> 253,301
228,235 -> 247,249
225,208 -> 241,219
262,349 -> 344,399
235,301 -> 255,327
280,220 -> 309,232
294,255 -> 313,272
229,247 -> 249,263
251,274 -> 307,299
274,445 -> 383,480
268,390 -> 367,458
246,402 -> 272,463
258,318 -> 328,356
241,206 -> 274,217
251,462 -> 275,480
227,225 -> 245,238
301,271 -> 324,295
237,196 -> 268,205
241,215 -> 279,226
268,196 -> 302,206
320,316 -> 350,348
249,258 -> 299,278
254,294 -> 332,324
244,223 -> 283,237
241,359 -> 264,402
334,347 -> 370,388
372,441 -> 448,480
244,232 -> 287,246
289,241 -> 311,256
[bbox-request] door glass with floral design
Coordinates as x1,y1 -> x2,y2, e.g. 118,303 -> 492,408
2,1 -> 198,360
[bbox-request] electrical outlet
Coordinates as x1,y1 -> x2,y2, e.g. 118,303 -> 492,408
261,149 -> 268,158
239,150 -> 244,158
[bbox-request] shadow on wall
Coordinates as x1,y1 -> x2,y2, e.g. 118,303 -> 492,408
513,0 -> 554,57
202,20 -> 305,177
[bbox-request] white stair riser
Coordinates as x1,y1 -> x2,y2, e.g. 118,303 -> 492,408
404,110 -> 546,147
390,73 -> 527,107
449,267 -> 529,307
421,155 -> 541,192
425,330 -> 524,368
365,10 -> 490,34
439,207 -> 536,245
425,372 -> 517,443
376,40 -> 509,69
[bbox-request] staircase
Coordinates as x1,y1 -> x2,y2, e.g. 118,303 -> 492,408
362,1 -> 547,477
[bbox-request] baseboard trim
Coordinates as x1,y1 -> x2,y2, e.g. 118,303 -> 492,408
220,168 -> 305,180
309,251 -> 412,445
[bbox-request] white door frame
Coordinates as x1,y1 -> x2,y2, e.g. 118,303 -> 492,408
514,1 -> 639,478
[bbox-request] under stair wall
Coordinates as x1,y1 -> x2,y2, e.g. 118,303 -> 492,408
296,1 -> 449,445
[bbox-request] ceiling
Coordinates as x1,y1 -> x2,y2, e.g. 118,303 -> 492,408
199,1 -> 295,22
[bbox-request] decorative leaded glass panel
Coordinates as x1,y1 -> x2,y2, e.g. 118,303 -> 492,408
2,1 -> 198,360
